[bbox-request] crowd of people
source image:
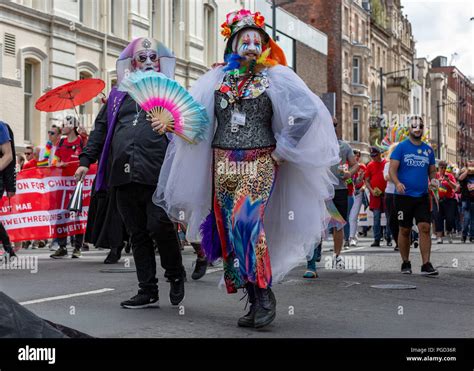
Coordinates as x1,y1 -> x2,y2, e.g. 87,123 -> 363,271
1,9 -> 472,330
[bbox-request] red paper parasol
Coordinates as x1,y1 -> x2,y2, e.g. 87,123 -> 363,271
35,78 -> 105,117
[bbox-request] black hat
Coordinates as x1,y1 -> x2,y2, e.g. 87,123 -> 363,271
370,146 -> 381,156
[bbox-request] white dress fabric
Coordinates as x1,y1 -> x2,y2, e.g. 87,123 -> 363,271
154,65 -> 340,282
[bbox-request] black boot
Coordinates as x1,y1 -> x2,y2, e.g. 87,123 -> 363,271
191,258 -> 208,280
237,283 -> 257,328
104,246 -> 122,264
254,286 -> 276,329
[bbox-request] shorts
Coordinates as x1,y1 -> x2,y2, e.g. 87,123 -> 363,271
395,194 -> 431,228
333,189 -> 349,221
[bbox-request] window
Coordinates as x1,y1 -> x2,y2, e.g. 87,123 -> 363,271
344,7 -> 349,36
354,14 -> 359,42
79,0 -> 83,23
204,4 -> 216,67
24,62 -> 33,142
353,107 -> 360,142
111,0 -> 115,34
79,71 -> 92,126
352,57 -> 360,84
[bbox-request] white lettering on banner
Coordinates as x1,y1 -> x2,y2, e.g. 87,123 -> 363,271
14,175 -> 94,195
0,208 -> 89,230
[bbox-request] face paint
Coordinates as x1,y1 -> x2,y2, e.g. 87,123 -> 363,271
409,119 -> 424,139
132,50 -> 160,72
234,30 -> 263,60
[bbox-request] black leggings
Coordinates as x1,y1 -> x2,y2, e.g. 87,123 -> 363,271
435,198 -> 457,233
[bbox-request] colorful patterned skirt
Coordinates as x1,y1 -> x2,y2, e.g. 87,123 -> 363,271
212,147 -> 277,293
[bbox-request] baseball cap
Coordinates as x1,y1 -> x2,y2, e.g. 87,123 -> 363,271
370,146 -> 381,156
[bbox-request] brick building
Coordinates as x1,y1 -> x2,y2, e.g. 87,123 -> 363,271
431,56 -> 474,165
282,0 -> 415,154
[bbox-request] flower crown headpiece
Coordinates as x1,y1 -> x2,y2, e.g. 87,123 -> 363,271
220,9 -> 287,71
220,9 -> 266,41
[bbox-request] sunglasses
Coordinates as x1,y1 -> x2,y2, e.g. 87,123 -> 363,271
135,52 -> 158,63
25,152 -> 33,156
48,131 -> 57,135
411,124 -> 424,129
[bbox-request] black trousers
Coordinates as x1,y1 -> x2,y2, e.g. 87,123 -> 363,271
0,223 -> 12,248
435,198 -> 457,233
58,234 -> 84,249
116,183 -> 183,294
385,193 -> 399,245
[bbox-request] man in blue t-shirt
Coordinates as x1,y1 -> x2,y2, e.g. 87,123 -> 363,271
389,116 -> 438,276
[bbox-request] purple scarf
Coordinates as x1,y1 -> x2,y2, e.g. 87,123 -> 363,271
95,88 -> 127,191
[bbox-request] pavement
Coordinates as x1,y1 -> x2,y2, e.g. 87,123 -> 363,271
0,237 -> 473,338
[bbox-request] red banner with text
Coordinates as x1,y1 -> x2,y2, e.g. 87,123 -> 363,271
0,162 -> 97,242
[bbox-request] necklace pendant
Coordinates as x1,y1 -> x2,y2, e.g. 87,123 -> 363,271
220,98 -> 228,109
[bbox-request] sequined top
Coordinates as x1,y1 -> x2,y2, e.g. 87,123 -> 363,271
212,70 -> 276,150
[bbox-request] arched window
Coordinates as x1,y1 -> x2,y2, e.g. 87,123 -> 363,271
204,3 -> 217,67
172,0 -> 184,58
20,47 -> 48,146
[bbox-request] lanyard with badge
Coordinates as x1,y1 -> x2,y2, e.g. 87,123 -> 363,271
227,73 -> 254,133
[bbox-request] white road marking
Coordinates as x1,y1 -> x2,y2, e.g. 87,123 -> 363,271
20,288 -> 115,306
341,246 -> 368,253
206,267 -> 223,274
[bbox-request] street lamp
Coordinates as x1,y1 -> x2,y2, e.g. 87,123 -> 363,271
378,67 -> 411,139
269,0 -> 295,41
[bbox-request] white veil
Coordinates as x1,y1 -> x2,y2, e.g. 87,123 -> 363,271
154,64 -> 339,282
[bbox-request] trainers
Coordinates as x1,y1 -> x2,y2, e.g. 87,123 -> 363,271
120,292 -> 159,309
81,243 -> 90,252
49,241 -> 59,251
421,262 -> 439,276
401,261 -> 412,274
169,276 -> 185,305
303,269 -> 318,278
461,236 -> 467,243
386,239 -> 393,247
394,245 -> 399,251
349,238 -> 357,247
436,237 -> 443,244
303,259 -> 317,278
333,255 -> 345,269
370,240 -> 380,247
343,240 -> 350,250
71,249 -> 81,258
447,234 -> 453,244
50,247 -> 67,259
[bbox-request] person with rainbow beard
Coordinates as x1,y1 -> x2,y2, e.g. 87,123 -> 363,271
153,9 -> 339,329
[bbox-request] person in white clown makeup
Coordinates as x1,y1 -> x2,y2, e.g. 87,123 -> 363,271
153,9 -> 340,329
